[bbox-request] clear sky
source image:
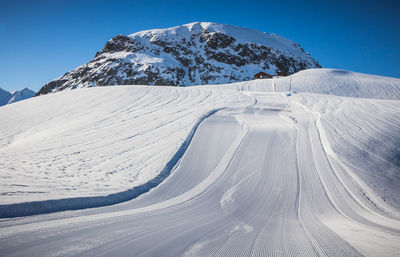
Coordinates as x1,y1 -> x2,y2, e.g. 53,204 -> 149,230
1,0 -> 399,92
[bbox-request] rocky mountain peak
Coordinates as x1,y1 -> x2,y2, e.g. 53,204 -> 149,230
37,22 -> 321,95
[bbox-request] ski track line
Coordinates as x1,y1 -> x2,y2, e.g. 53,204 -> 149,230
294,124 -> 328,257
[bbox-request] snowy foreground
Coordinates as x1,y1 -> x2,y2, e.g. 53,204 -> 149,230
1,69 -> 400,256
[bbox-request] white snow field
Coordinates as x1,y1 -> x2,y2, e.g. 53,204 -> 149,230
0,68 -> 400,256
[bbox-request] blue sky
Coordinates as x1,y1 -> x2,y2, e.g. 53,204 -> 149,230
1,0 -> 399,92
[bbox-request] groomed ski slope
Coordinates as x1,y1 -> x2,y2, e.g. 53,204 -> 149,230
0,68 -> 400,256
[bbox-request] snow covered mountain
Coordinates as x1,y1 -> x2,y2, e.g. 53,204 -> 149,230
0,88 -> 35,106
7,88 -> 36,104
0,88 -> 12,106
36,22 -> 320,95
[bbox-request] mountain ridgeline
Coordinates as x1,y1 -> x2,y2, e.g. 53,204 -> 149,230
37,22 -> 321,95
0,88 -> 35,106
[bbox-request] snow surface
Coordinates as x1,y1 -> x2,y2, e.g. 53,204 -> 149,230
0,68 -> 400,256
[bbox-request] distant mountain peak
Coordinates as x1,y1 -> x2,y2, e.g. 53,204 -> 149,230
0,88 -> 35,106
37,22 -> 320,95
